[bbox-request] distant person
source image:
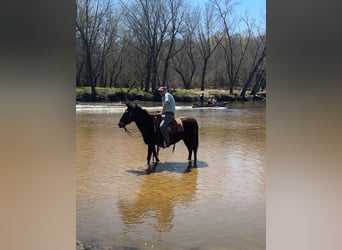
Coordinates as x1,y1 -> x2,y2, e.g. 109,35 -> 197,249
208,96 -> 217,105
157,86 -> 176,148
199,92 -> 204,105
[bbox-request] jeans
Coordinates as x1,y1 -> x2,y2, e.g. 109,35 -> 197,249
160,112 -> 174,145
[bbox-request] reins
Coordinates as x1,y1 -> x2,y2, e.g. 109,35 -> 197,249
123,126 -> 142,138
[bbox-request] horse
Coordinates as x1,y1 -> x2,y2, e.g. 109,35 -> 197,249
118,102 -> 198,171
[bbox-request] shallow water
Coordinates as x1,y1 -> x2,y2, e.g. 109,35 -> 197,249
76,102 -> 266,250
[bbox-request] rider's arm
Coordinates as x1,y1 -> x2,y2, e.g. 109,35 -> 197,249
162,101 -> 169,114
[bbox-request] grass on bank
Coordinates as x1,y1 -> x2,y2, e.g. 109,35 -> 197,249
76,87 -> 258,102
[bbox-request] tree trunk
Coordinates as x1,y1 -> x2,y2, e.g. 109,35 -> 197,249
251,69 -> 265,96
86,53 -> 97,101
144,54 -> 152,92
200,59 -> 208,91
240,47 -> 266,100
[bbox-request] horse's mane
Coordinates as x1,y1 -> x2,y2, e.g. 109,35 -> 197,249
134,104 -> 157,120
129,104 -> 157,145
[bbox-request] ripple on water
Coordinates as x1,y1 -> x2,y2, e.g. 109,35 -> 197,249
77,103 -> 266,249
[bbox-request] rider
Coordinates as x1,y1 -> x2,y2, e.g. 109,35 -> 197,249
199,92 -> 204,105
157,86 -> 176,148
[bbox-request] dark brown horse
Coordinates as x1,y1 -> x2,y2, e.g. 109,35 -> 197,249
118,102 -> 198,171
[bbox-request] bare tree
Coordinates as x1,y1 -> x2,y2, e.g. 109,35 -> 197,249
240,31 -> 266,100
160,0 -> 186,86
251,67 -> 266,97
212,0 -> 252,94
100,7 -> 122,88
76,34 -> 86,86
107,51 -> 123,88
121,0 -> 168,92
76,0 -> 113,100
196,3 -> 222,91
172,10 -> 197,89
117,28 -> 147,89
97,7 -> 122,87
75,0 -> 266,94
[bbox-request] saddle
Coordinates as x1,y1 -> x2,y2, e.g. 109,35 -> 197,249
153,114 -> 184,145
167,118 -> 184,134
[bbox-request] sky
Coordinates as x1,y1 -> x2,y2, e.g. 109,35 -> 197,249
235,0 -> 265,27
191,0 -> 266,32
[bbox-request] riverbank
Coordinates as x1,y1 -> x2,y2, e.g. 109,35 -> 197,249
76,87 -> 265,103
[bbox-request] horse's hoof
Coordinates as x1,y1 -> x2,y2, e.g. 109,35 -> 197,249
185,167 -> 192,173
146,165 -> 156,174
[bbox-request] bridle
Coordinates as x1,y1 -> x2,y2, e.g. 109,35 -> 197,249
121,124 -> 141,138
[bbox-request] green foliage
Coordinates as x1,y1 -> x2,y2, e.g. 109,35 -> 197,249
76,87 -> 258,102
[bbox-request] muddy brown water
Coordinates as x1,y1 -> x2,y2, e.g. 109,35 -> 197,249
76,102 -> 266,250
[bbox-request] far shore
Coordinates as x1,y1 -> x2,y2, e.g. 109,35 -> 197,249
76,87 -> 266,103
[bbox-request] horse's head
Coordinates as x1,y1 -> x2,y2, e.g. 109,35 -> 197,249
118,102 -> 137,128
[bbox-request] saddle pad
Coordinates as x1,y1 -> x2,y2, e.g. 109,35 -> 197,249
176,118 -> 184,130
169,118 -> 184,132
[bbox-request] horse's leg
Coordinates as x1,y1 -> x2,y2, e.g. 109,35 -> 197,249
181,119 -> 199,169
147,145 -> 153,166
152,145 -> 159,166
192,129 -> 199,168
188,148 -> 193,168
193,148 -> 197,168
184,139 -> 198,168
183,142 -> 193,169
192,136 -> 198,168
146,145 -> 157,173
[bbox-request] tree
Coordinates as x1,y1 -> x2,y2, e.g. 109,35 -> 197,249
196,3 -> 222,91
160,0 -> 186,86
76,0 -> 113,100
172,8 -> 197,89
121,0 -> 168,92
75,0 -> 266,94
240,32 -> 266,100
76,34 -> 86,86
212,0 -> 251,94
251,67 -> 266,97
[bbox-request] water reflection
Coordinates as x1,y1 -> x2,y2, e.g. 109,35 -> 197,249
118,166 -> 198,232
76,102 -> 265,249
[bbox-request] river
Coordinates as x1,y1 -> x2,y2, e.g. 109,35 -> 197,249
76,101 -> 266,250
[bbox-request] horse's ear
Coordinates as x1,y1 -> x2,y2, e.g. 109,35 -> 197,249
125,102 -> 136,109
